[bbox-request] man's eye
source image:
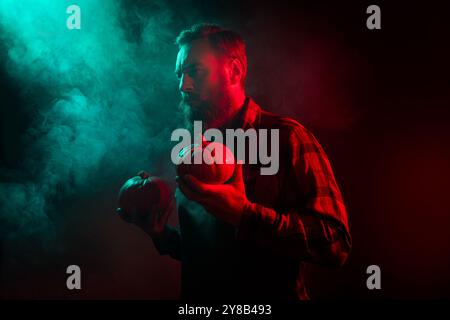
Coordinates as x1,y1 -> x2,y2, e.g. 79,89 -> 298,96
188,69 -> 198,77
189,68 -> 204,78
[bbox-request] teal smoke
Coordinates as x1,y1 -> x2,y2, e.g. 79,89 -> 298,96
0,0 -> 181,247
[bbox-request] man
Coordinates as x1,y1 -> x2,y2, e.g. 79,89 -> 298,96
124,23 -> 351,300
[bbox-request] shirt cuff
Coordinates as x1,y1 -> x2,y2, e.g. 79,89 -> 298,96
152,225 -> 180,257
236,201 -> 278,243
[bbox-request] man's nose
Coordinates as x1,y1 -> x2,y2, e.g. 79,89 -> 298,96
179,73 -> 194,93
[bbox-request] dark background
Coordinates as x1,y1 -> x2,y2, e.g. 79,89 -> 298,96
1,0 -> 450,299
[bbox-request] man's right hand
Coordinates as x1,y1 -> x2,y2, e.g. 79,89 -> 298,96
116,197 -> 176,239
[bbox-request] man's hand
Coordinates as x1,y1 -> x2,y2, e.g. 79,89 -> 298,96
176,162 -> 251,227
116,197 -> 176,239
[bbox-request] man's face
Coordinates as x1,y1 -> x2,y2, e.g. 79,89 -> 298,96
176,39 -> 233,129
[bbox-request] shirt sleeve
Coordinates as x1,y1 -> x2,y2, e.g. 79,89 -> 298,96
236,123 -> 352,265
152,225 -> 182,261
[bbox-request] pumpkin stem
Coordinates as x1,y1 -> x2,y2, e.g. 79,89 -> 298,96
137,170 -> 150,179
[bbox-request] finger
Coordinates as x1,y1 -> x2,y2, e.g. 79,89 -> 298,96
116,207 -> 132,223
177,178 -> 200,201
179,180 -> 218,213
178,178 -> 215,206
183,175 -> 218,195
157,196 -> 173,222
128,207 -> 140,224
149,204 -> 160,225
159,197 -> 175,225
231,161 -> 245,189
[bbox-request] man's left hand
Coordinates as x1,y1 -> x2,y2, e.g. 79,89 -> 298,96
176,162 -> 250,227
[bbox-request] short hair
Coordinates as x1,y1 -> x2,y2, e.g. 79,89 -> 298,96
175,23 -> 247,87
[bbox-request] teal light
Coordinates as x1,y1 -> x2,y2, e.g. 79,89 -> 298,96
0,0 -> 179,241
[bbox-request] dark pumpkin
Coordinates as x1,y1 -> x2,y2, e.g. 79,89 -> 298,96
117,171 -> 173,222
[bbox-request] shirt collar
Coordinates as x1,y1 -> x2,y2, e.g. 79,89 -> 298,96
241,97 -> 261,130
219,97 -> 261,131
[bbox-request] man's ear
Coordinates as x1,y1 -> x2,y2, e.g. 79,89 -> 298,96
228,58 -> 244,86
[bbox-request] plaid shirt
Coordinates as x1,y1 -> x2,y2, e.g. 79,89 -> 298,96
154,97 -> 352,300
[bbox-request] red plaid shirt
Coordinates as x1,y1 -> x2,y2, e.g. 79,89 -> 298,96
154,97 -> 352,300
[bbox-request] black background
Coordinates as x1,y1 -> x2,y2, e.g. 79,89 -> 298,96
1,0 -> 450,299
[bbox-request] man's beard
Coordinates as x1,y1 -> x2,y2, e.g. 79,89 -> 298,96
179,97 -> 230,131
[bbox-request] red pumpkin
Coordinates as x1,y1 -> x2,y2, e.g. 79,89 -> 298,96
176,140 -> 235,184
117,171 -> 173,222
